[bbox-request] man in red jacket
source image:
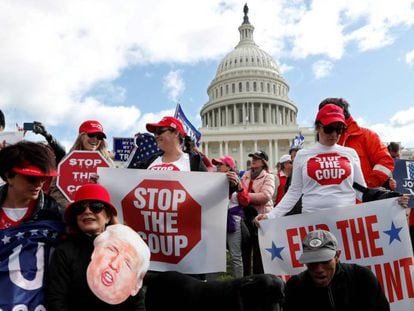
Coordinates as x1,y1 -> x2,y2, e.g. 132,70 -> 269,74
319,98 -> 394,188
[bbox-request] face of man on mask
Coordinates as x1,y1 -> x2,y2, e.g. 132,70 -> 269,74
87,236 -> 143,305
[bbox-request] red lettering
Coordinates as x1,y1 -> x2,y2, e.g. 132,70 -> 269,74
400,257 -> 414,298
286,228 -> 302,268
365,215 -> 383,257
350,218 -> 369,259
336,220 -> 351,260
384,261 -> 403,303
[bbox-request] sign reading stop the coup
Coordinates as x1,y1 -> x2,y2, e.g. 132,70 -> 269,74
57,151 -> 111,202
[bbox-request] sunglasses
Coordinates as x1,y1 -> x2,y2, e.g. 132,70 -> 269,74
154,127 -> 173,135
87,133 -> 105,140
73,201 -> 106,215
322,125 -> 347,135
23,175 -> 48,184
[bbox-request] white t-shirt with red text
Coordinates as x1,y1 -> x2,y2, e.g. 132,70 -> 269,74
147,153 -> 191,171
268,142 -> 366,218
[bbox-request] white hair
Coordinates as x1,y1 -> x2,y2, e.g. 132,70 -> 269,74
94,224 -> 151,277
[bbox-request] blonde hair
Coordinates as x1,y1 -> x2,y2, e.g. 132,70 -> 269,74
70,133 -> 113,163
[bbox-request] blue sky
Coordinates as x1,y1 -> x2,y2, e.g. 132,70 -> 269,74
1,0 -> 414,151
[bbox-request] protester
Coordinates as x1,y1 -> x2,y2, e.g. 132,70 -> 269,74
45,184 -> 148,310
49,120 -> 113,208
135,116 -> 207,280
0,141 -> 64,309
283,229 -> 390,310
319,98 -> 394,188
136,116 -> 207,171
274,154 -> 292,206
256,104 -> 366,219
241,150 -> 275,275
32,121 -> 66,163
212,155 -> 249,278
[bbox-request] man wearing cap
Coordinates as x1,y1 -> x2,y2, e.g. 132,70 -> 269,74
241,150 -> 275,275
284,230 -> 390,311
0,141 -> 64,309
212,155 -> 249,278
274,154 -> 292,206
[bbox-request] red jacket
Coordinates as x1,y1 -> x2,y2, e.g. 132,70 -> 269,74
338,117 -> 394,187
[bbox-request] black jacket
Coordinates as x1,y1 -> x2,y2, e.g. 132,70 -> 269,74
0,184 -> 63,223
45,233 -> 146,311
284,262 -> 390,311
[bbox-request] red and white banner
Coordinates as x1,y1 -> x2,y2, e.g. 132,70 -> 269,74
259,198 -> 414,311
57,151 -> 111,202
98,168 -> 229,274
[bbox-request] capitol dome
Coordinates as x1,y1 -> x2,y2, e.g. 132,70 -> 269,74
199,4 -> 314,170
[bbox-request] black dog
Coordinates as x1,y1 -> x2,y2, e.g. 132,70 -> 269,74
144,271 -> 285,311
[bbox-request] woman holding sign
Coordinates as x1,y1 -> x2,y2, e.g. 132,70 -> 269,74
49,120 -> 114,208
139,116 -> 207,172
45,184 -> 149,310
256,104 -> 409,222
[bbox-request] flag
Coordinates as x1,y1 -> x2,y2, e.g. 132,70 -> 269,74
0,220 -> 64,310
174,103 -> 201,147
125,133 -> 160,168
289,132 -> 305,150
406,161 -> 414,180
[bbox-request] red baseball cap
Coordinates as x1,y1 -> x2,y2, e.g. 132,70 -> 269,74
79,120 -> 107,138
146,116 -> 186,137
316,104 -> 346,126
65,184 -> 117,224
212,155 -> 236,170
13,164 -> 58,177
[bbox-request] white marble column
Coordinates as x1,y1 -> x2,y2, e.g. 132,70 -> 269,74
268,139 -> 273,170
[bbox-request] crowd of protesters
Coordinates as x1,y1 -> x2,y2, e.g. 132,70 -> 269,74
0,96 -> 413,310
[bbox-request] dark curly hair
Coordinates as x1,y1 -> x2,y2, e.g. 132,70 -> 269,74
0,141 -> 57,181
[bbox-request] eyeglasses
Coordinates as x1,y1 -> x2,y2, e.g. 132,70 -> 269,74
154,127 -> 173,135
87,133 -> 105,140
322,125 -> 346,135
23,175 -> 48,184
72,201 -> 106,215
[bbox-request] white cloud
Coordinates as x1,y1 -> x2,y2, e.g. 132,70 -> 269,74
370,106 -> 414,147
406,49 -> 414,65
1,0 -> 414,145
312,60 -> 333,79
163,70 -> 185,102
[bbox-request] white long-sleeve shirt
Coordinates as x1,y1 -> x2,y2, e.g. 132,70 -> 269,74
267,142 -> 366,218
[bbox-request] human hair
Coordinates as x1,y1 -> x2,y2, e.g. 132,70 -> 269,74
70,133 -> 112,161
0,141 -> 56,181
94,224 -> 151,278
319,98 -> 351,119
0,109 -> 4,130
387,142 -> 400,153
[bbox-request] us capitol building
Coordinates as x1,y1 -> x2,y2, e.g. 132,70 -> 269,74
199,5 -> 314,170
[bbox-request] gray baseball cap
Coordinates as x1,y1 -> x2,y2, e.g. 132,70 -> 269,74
299,230 -> 338,264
